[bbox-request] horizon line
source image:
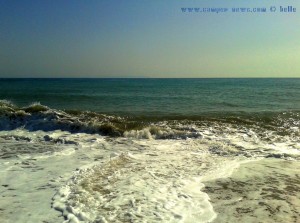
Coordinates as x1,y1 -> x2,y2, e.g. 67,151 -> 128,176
0,77 -> 300,79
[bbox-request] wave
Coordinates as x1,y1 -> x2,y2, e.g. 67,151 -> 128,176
0,100 -> 299,141
0,100 -> 128,136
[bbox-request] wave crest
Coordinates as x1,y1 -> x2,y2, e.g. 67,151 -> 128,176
0,99 -> 299,141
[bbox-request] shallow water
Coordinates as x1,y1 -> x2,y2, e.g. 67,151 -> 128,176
0,116 -> 299,222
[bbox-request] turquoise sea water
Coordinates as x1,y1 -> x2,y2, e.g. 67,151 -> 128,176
0,78 -> 299,116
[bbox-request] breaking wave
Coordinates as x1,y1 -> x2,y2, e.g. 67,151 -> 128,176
0,99 -> 299,142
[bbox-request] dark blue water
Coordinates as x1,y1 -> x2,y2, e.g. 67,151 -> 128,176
0,78 -> 299,116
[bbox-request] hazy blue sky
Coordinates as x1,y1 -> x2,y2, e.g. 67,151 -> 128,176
0,0 -> 299,78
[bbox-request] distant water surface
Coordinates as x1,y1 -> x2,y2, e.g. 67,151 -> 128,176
0,78 -> 299,116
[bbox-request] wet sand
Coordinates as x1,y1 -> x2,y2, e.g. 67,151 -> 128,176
203,158 -> 300,223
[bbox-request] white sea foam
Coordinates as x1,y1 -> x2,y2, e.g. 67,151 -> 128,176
0,118 -> 299,222
53,149 -> 219,223
51,136 -> 264,223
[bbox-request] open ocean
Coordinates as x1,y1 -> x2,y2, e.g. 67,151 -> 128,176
0,78 -> 300,223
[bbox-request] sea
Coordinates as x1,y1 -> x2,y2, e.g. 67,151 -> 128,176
0,78 -> 299,223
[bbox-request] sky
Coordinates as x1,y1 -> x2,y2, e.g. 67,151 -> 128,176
0,0 -> 299,78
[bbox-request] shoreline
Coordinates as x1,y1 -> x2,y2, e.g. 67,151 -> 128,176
0,113 -> 299,222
